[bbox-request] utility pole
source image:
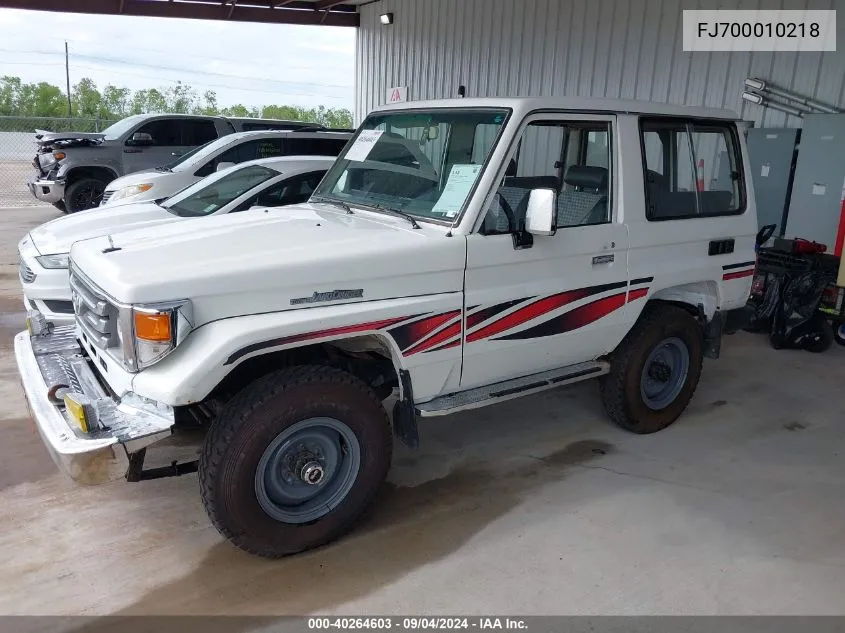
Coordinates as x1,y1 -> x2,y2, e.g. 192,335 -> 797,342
65,41 -> 72,117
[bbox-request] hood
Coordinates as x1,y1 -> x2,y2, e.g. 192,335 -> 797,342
30,202 -> 181,255
104,169 -> 175,194
34,129 -> 105,149
69,203 -> 466,323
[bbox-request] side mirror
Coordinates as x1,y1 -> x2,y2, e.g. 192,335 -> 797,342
524,188 -> 556,236
127,132 -> 154,146
216,161 -> 235,172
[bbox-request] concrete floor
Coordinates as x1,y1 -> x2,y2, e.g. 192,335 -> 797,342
0,205 -> 844,616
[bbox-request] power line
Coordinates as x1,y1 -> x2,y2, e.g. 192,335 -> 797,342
0,47 -> 352,90
70,64 -> 351,101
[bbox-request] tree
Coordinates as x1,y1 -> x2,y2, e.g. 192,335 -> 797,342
0,75 -> 353,129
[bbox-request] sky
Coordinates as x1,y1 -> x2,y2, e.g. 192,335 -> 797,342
0,7 -> 357,111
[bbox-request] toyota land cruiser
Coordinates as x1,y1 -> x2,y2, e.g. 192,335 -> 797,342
14,97 -> 758,558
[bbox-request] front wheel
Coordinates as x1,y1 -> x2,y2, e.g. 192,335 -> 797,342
199,365 -> 392,558
64,177 -> 106,213
600,304 -> 704,434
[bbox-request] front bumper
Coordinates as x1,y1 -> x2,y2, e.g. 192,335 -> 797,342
28,175 -> 65,204
14,325 -> 175,485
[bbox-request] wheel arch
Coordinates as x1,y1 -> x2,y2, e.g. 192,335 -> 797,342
648,280 -> 721,322
64,165 -> 119,186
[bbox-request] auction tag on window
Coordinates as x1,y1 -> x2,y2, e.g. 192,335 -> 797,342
432,164 -> 482,218
345,130 -> 384,162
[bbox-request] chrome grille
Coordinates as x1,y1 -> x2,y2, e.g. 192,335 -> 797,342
69,268 -> 119,351
19,258 -> 36,284
100,190 -> 114,206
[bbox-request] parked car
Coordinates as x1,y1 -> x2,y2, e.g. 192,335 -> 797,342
18,155 -> 334,324
15,96 -> 758,559
99,129 -> 351,208
26,113 -> 342,213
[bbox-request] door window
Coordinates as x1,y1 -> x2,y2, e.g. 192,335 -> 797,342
130,119 -> 182,146
481,120 -> 612,234
182,119 -> 218,145
640,119 -> 745,220
234,170 -> 326,211
284,137 -> 349,156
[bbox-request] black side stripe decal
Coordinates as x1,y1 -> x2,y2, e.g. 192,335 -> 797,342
630,276 -> 654,285
723,260 -> 757,270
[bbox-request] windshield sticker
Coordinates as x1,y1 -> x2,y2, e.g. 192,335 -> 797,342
431,164 -> 483,217
344,130 -> 384,162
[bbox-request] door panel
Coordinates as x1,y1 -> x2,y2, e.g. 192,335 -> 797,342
461,114 -> 631,390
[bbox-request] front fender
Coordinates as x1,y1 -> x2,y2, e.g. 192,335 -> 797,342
131,293 -> 464,406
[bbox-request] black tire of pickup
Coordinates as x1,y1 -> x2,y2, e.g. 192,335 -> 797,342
65,177 -> 106,213
600,303 -> 704,434
198,365 -> 393,558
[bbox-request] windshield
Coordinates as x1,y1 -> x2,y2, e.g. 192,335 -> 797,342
312,108 -> 508,222
101,115 -> 147,140
165,164 -> 278,217
159,139 -> 219,171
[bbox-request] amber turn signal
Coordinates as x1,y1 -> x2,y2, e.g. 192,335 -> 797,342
134,311 -> 171,342
53,152 -> 66,160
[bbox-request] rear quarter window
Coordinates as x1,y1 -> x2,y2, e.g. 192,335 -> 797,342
640,117 -> 745,221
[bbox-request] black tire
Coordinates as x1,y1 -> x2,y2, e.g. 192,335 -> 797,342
600,303 -> 704,434
52,200 -> 67,214
802,319 -> 833,353
199,365 -> 392,558
64,177 -> 106,213
835,323 -> 845,347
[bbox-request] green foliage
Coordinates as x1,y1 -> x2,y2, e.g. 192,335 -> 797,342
0,75 -> 353,128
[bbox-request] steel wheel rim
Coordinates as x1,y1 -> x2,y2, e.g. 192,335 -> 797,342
640,336 -> 690,411
255,417 -> 361,524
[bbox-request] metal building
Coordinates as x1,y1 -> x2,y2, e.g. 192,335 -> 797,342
355,0 -> 845,126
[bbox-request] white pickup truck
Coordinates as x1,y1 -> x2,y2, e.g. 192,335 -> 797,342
14,97 -> 758,558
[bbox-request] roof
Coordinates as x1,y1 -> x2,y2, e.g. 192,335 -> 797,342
0,0 -> 361,27
235,155 -> 338,172
371,97 -> 741,120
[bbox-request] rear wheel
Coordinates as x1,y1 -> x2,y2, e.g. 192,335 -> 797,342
65,177 -> 106,213
835,323 -> 845,347
600,304 -> 704,434
199,365 -> 392,558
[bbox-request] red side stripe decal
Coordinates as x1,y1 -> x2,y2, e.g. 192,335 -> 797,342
397,310 -> 462,352
405,320 -> 462,355
723,269 -> 755,281
466,289 -> 591,343
554,292 -> 628,332
423,338 -> 461,354
627,288 -> 649,301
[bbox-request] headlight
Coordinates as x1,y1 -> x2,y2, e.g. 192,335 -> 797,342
35,253 -> 70,269
116,300 -> 192,371
109,183 -> 154,203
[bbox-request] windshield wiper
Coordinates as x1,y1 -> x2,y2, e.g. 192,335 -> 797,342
369,203 -> 420,229
311,195 -> 353,214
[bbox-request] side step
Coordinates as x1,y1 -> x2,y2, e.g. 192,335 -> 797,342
415,360 -> 610,417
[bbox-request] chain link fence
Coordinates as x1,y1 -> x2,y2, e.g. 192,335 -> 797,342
0,116 -> 117,208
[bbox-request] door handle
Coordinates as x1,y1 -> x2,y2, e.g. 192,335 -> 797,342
592,254 -> 615,265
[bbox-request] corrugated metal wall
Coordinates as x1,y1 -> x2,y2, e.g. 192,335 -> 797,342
355,0 -> 845,127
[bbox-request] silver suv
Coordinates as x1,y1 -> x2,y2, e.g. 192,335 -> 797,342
26,113 -> 350,213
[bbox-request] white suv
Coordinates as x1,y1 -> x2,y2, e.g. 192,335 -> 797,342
15,97 -> 757,559
99,129 -> 350,207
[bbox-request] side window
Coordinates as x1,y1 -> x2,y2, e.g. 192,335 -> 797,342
481,120 -> 612,235
182,119 -> 218,146
641,119 -> 744,220
130,119 -> 182,146
234,171 -> 325,211
284,137 -> 347,156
